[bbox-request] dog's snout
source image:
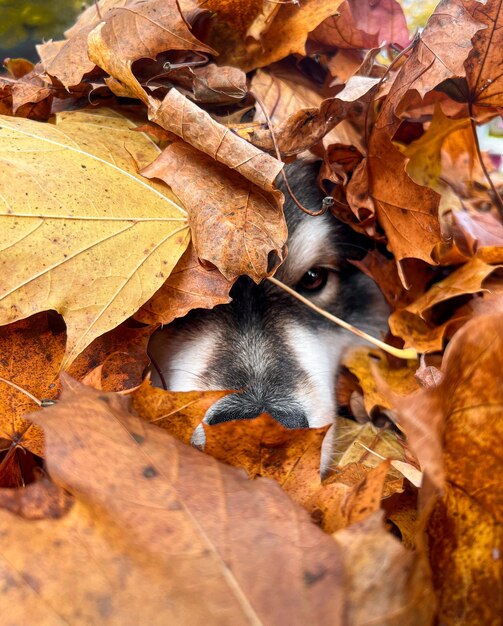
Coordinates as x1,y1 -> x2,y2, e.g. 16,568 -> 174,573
205,394 -> 309,429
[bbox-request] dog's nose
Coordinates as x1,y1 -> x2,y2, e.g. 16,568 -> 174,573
205,394 -> 309,429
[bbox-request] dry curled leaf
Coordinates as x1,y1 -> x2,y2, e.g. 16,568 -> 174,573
40,0 -> 213,90
150,88 -> 284,191
141,140 -> 287,282
389,258 -> 501,350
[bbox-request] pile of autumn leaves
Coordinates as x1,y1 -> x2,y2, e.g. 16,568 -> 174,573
0,0 -> 502,624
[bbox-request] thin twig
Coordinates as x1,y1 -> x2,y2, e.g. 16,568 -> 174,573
251,91 -> 329,217
363,33 -> 421,148
94,0 -> 102,20
147,349 -> 167,390
0,377 -> 42,406
468,100 -> 503,216
267,276 -> 418,360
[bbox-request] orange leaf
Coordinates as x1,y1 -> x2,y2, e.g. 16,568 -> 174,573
135,243 -> 234,325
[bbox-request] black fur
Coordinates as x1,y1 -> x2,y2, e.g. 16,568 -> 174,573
149,160 -> 386,429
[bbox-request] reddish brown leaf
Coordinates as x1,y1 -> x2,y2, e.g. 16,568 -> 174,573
367,129 -> 442,266
389,259 -> 501,350
391,314 -> 503,625
382,0 -> 482,124
452,211 -> 503,263
334,511 -> 435,626
251,75 -> 380,156
150,88 -> 284,192
203,414 -> 330,499
345,459 -> 392,525
310,0 -> 409,52
0,314 -> 64,458
10,380 -> 349,625
68,322 -> 156,393
141,140 -> 287,282
465,0 -> 503,113
0,477 -> 73,519
135,243 -> 234,325
203,0 -> 345,71
41,0 -> 213,90
250,65 -> 324,126
132,379 -> 230,444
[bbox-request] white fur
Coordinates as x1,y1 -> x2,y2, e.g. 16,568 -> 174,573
149,328 -> 219,391
280,215 -> 336,283
284,324 -> 350,428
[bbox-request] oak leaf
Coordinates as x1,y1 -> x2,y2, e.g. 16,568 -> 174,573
0,108 -> 189,367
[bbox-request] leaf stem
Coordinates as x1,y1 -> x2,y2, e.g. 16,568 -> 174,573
468,100 -> 503,216
0,376 -> 42,406
267,276 -> 418,360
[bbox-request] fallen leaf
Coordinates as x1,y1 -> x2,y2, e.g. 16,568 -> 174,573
68,322 -> 156,392
141,140 -> 287,281
203,413 -> 330,502
4,379 -> 350,625
162,63 -> 248,105
465,0 -> 503,114
0,477 -> 73,519
41,0 -> 213,91
350,249 -> 434,308
333,511 -> 435,626
132,379 -> 230,444
389,258 -> 501,349
150,88 -> 284,192
135,243 -> 234,325
204,0 -> 345,71
382,0 -> 483,123
345,459 -> 392,525
452,211 -> 503,263
391,314 -> 503,625
0,314 -> 64,459
0,108 -> 189,367
367,128 -> 442,267
251,75 -> 380,156
342,346 -> 419,414
250,66 -> 324,126
401,104 -> 470,194
310,0 -> 409,52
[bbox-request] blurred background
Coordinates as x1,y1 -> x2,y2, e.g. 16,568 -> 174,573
0,0 -> 89,61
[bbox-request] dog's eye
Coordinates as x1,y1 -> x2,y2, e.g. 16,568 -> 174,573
297,267 -> 329,292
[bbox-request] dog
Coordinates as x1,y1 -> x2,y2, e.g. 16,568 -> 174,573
148,160 -> 387,443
